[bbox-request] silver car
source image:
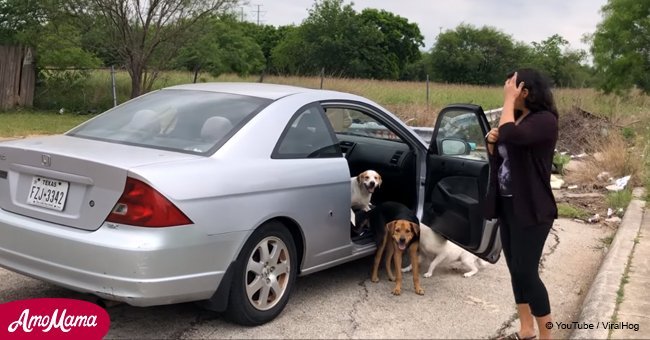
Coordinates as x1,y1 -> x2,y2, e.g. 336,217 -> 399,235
0,83 -> 500,325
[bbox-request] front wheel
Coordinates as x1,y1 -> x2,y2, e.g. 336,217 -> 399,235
226,222 -> 298,325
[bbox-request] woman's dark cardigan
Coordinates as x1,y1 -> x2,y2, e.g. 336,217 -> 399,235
484,110 -> 559,227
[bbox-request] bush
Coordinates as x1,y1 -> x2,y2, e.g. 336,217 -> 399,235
553,152 -> 571,175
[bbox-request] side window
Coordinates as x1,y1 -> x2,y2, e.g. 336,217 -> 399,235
272,105 -> 341,159
324,107 -> 404,142
436,110 -> 487,160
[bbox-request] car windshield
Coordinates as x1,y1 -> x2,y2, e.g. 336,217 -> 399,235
68,89 -> 272,155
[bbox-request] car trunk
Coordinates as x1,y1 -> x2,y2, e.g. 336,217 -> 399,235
0,135 -> 199,231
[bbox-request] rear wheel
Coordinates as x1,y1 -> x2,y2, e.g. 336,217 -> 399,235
226,221 -> 297,325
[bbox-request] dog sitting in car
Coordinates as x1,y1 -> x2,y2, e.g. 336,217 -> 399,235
350,170 -> 382,235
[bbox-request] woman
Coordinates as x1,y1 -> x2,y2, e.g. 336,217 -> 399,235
485,68 -> 559,340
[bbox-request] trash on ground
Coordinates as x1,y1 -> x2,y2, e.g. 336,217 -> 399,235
607,208 -> 613,218
550,175 -> 565,190
606,175 -> 631,192
571,153 -> 588,159
567,185 -> 578,190
587,214 -> 601,223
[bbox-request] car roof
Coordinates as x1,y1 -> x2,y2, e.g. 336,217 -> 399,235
165,82 -> 326,100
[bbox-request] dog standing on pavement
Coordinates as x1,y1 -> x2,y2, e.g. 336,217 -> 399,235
366,201 -> 424,295
402,223 -> 487,278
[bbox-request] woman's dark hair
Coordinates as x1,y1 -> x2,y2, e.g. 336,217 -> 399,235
506,68 -> 558,118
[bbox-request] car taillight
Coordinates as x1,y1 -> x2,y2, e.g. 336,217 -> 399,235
106,177 -> 193,227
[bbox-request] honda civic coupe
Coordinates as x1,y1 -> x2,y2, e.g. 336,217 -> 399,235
0,83 -> 500,325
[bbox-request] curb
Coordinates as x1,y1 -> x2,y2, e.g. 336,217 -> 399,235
570,187 -> 645,339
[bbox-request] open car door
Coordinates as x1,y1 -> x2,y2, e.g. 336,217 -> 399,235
422,104 -> 501,263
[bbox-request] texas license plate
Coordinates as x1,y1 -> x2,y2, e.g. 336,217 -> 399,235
26,176 -> 69,211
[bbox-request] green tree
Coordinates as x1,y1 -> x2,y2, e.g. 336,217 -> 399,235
77,0 -> 241,98
176,18 -> 265,80
0,0 -> 99,69
271,0 -> 422,79
358,8 -> 424,79
241,23 -> 295,74
591,0 -> 650,93
402,51 -> 431,81
0,0 -> 48,44
526,34 -> 590,87
429,24 -> 521,85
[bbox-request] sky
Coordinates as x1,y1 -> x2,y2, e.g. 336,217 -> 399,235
243,0 -> 608,53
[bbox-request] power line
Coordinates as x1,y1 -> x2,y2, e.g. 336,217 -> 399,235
251,4 -> 265,25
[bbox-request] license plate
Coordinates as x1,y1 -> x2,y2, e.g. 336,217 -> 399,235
26,176 -> 69,211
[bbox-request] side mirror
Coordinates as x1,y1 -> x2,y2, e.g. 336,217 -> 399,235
440,138 -> 470,156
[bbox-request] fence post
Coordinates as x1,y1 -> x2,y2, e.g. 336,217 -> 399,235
320,68 -> 324,89
426,74 -> 430,110
111,65 -> 117,107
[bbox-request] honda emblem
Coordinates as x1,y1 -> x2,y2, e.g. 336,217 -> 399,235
41,154 -> 51,167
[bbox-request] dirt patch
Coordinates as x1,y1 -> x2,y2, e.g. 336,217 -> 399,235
555,191 -> 609,217
558,107 -> 610,155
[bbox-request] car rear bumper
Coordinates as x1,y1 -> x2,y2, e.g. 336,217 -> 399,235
0,209 -> 247,306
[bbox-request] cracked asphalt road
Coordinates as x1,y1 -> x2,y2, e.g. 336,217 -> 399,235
0,219 -> 610,339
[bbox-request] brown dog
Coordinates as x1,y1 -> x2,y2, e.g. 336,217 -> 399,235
371,219 -> 424,295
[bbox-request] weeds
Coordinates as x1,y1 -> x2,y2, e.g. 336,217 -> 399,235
607,189 -> 633,212
30,70 -> 650,122
553,153 -> 571,175
601,234 -> 615,247
566,133 -> 643,188
557,202 -> 590,219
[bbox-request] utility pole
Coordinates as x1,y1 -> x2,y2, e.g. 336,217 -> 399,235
240,7 -> 244,21
252,4 -> 265,25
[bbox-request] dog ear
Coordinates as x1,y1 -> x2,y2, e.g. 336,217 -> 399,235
385,221 -> 396,233
410,222 -> 420,236
357,171 -> 365,184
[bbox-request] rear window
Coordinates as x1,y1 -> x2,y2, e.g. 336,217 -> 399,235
68,89 -> 271,154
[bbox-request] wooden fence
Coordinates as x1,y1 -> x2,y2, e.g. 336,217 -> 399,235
0,45 -> 36,110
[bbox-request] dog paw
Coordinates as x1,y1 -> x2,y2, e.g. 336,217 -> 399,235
388,276 -> 396,282
415,288 -> 425,295
371,276 -> 379,283
391,288 -> 401,296
463,272 -> 475,278
423,272 -> 433,278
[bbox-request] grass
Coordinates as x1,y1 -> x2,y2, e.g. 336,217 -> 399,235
557,202 -> 590,219
607,189 -> 633,213
31,69 -> 650,127
0,110 -> 94,137
610,241 -> 636,338
600,234 -> 615,247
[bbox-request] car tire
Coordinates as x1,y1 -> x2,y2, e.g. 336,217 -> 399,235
226,221 -> 298,326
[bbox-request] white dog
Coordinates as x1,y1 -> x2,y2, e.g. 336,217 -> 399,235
402,223 -> 487,278
350,170 -> 382,227
351,170 -> 382,211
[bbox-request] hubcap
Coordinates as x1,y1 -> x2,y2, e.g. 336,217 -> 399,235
245,236 -> 291,311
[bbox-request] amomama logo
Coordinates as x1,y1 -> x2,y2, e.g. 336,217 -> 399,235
0,298 -> 110,339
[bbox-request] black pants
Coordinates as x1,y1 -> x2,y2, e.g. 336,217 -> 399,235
499,196 -> 553,317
